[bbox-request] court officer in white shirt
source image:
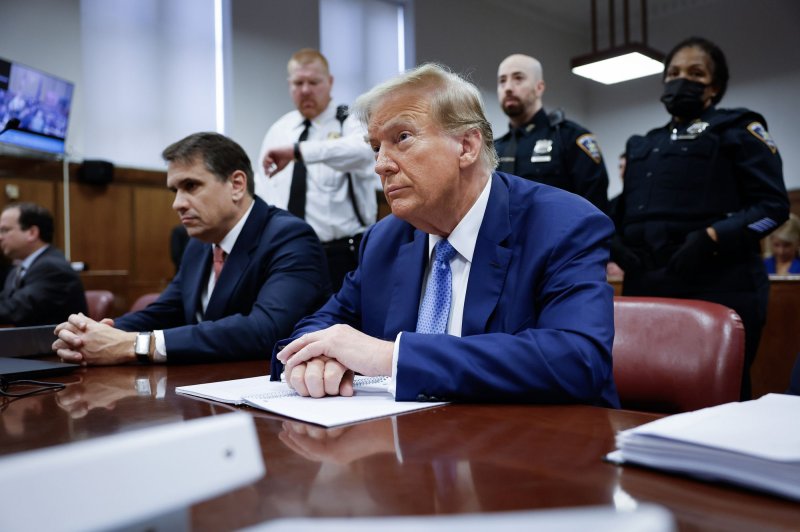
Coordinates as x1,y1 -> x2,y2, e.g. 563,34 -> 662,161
257,48 -> 377,291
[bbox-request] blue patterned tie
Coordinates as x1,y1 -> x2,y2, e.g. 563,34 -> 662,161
416,239 -> 457,334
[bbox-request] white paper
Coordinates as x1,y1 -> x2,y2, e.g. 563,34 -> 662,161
611,394 -> 800,500
176,376 -> 448,427
176,376 -> 279,404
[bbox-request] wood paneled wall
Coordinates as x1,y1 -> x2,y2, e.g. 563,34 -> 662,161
0,155 -> 175,315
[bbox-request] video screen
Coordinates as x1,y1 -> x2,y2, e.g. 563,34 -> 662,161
0,57 -> 74,155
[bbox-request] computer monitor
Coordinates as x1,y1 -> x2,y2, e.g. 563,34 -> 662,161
0,56 -> 74,156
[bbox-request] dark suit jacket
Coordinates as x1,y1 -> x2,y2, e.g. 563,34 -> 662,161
272,172 -> 619,407
115,197 -> 330,362
0,246 -> 88,326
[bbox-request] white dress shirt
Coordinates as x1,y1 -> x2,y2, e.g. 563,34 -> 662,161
255,103 -> 378,242
152,201 -> 255,361
388,176 -> 493,395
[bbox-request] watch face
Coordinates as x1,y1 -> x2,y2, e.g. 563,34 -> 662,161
135,333 -> 151,362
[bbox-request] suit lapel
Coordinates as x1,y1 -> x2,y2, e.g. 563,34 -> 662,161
384,228 -> 428,337
183,244 -> 211,323
204,199 -> 266,321
462,174 -> 512,336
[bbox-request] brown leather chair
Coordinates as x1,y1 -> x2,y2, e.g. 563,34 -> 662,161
612,296 -> 745,413
129,292 -> 160,313
85,290 -> 115,321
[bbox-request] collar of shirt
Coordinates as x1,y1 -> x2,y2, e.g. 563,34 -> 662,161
295,102 -> 337,133
20,244 -> 50,272
426,175 -> 492,263
215,200 -> 255,256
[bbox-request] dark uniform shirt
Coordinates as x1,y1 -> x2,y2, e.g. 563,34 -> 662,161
494,108 -> 609,212
615,105 -> 789,400
617,106 -> 787,279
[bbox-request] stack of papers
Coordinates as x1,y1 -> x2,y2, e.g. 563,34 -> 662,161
607,393 -> 800,500
176,375 -> 448,428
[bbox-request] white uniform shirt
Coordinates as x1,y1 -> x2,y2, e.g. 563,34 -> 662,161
255,103 -> 378,243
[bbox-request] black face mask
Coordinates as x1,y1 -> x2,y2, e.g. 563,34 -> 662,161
660,78 -> 708,119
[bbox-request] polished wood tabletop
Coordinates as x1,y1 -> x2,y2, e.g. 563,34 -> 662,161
1,361 -> 797,531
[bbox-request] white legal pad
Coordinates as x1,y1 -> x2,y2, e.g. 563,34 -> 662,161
607,393 -> 800,500
176,375 -> 448,428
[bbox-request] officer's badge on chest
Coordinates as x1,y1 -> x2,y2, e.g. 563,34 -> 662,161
530,139 -> 553,163
671,120 -> 709,141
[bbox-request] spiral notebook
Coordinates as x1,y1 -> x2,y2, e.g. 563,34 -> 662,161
175,376 -> 448,428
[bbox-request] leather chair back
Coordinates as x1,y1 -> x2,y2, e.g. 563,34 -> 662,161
85,290 -> 115,321
129,292 -> 160,313
613,296 -> 745,413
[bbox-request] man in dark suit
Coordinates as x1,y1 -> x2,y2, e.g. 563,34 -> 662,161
0,202 -> 87,326
272,64 -> 618,407
53,132 -> 329,365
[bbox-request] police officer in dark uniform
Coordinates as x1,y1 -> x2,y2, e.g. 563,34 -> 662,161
612,37 -> 789,399
495,54 -> 609,213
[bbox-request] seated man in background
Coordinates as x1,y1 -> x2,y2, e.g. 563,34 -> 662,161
54,132 -> 330,364
272,63 -> 618,407
0,202 -> 87,326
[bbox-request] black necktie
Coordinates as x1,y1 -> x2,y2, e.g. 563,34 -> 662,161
287,119 -> 312,219
498,128 -> 520,174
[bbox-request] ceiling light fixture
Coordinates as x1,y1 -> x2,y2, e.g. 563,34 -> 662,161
571,0 -> 664,85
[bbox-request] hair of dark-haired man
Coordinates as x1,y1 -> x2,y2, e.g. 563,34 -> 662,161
663,36 -> 729,106
161,132 -> 255,197
5,202 -> 54,243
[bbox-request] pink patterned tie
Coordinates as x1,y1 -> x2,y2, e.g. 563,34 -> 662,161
212,245 -> 226,281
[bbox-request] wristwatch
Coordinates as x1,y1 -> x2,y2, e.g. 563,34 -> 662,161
134,332 -> 153,364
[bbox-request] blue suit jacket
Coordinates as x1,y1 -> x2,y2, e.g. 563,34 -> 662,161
272,173 -> 619,407
116,197 -> 330,362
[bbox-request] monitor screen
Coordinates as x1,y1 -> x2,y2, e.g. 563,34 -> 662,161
0,57 -> 74,155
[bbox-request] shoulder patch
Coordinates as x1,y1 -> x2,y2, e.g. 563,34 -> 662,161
576,134 -> 603,164
746,122 -> 778,154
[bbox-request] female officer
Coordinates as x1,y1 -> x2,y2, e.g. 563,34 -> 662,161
612,36 -> 789,399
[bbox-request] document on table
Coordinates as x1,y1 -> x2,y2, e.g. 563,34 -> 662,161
176,376 -> 448,428
607,393 -> 800,501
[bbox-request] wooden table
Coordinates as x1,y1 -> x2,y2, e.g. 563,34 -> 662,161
1,361 -> 796,531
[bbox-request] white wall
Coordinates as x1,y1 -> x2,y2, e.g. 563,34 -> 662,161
321,0 -> 403,105
228,0 -> 320,169
80,0 -> 217,169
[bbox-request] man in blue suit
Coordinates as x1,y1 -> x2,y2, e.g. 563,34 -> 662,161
53,132 -> 329,364
273,64 -> 618,407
